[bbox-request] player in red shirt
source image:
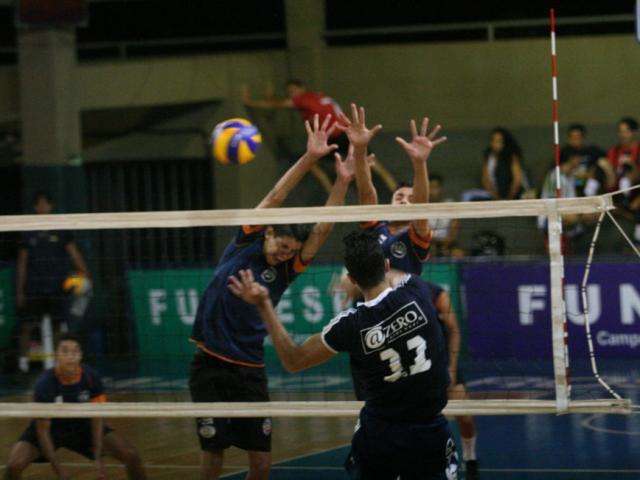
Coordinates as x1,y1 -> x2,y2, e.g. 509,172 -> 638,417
244,80 -> 397,194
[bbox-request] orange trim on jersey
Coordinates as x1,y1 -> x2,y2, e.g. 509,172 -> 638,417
293,254 -> 311,273
54,366 -> 82,385
189,339 -> 265,368
90,394 -> 107,403
360,221 -> 379,230
409,225 -> 433,250
242,225 -> 265,235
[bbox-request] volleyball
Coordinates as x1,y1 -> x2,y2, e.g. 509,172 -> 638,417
211,118 -> 262,165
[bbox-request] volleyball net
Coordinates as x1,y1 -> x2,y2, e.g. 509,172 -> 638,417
0,193 -> 635,418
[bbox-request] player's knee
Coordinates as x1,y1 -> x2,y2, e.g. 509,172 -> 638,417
6,455 -> 29,476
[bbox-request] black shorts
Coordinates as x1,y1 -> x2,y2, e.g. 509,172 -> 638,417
189,351 -> 271,452
19,294 -> 68,326
19,421 -> 113,462
345,411 -> 459,480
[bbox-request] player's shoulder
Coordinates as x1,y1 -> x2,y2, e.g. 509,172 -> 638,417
323,307 -> 358,331
34,369 -> 58,391
81,364 -> 103,384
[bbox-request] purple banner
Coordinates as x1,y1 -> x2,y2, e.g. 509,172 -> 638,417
463,262 -> 640,359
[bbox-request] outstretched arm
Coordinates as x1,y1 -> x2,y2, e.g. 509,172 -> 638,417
396,117 -> 447,238
229,270 -> 335,372
336,103 -> 382,206
257,114 -> 338,209
299,148 -> 356,262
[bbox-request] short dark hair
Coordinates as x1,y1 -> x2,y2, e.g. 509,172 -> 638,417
286,79 -> 305,88
343,230 -> 386,289
392,181 -> 411,195
430,173 -> 444,184
568,123 -> 586,135
32,191 -> 53,206
619,117 -> 639,132
272,224 -> 311,243
55,332 -> 82,351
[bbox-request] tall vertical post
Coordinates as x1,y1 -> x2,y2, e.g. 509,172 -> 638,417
547,208 -> 570,412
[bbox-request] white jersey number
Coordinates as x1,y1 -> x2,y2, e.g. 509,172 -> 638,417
379,335 -> 432,383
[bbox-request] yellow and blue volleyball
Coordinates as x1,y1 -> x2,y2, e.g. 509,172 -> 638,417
211,118 -> 262,165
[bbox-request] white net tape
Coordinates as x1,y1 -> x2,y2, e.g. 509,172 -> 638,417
1,192 -> 635,418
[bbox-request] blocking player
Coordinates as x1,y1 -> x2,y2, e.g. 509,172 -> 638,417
337,104 -> 480,478
229,230 -> 458,479
4,333 -> 146,480
243,80 -> 397,194
189,114 -> 355,480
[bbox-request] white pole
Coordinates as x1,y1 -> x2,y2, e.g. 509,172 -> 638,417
547,208 -> 570,412
41,314 -> 55,370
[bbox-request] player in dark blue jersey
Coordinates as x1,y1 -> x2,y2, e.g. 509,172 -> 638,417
189,114 -> 355,480
4,333 -> 146,480
229,230 -> 458,479
337,106 -> 480,478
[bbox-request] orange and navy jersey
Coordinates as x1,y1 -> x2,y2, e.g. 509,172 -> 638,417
291,91 -> 343,139
30,365 -> 106,433
190,226 -> 310,367
363,221 -> 432,276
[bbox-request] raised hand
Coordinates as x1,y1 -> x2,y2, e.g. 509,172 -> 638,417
336,103 -> 382,149
228,269 -> 270,306
305,114 -> 339,159
396,117 -> 447,163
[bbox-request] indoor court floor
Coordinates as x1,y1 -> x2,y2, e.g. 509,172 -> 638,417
1,360 -> 638,479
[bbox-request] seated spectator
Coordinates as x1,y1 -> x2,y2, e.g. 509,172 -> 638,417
607,117 -> 640,192
462,128 -> 528,201
607,117 -> 640,243
428,173 -> 463,257
560,123 -> 614,196
538,153 -> 597,251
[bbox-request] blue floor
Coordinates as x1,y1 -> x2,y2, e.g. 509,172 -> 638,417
223,411 -> 640,479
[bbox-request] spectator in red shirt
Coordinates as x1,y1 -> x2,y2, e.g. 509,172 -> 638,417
244,80 -> 397,194
607,117 -> 640,192
607,117 -> 640,243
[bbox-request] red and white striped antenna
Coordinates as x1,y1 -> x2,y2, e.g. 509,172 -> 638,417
550,8 -> 561,198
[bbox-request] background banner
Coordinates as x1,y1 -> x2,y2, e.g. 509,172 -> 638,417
463,262 -> 640,359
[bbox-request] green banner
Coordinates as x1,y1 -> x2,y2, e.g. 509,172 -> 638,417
0,268 -> 16,349
127,263 -> 463,373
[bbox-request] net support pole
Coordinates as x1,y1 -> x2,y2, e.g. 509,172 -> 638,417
547,207 -> 570,413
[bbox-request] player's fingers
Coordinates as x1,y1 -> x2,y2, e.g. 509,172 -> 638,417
432,136 -> 448,146
334,152 -> 343,163
313,113 -> 319,132
351,103 -> 359,124
245,269 -> 256,283
326,122 -> 337,138
321,113 -> 332,132
327,143 -> 339,152
428,124 -> 441,140
359,106 -> 366,126
371,124 -> 383,137
410,119 -> 418,139
420,117 -> 429,137
304,120 -> 312,136
395,137 -> 410,149
337,112 -> 352,126
227,276 -> 242,294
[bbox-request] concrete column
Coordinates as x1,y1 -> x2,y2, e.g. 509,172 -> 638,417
18,28 -> 81,167
284,0 -> 326,89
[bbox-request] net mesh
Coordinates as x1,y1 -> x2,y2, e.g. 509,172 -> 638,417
0,194 -> 632,417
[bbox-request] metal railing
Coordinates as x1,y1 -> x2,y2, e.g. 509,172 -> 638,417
0,14 -> 634,64
325,14 -> 635,43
